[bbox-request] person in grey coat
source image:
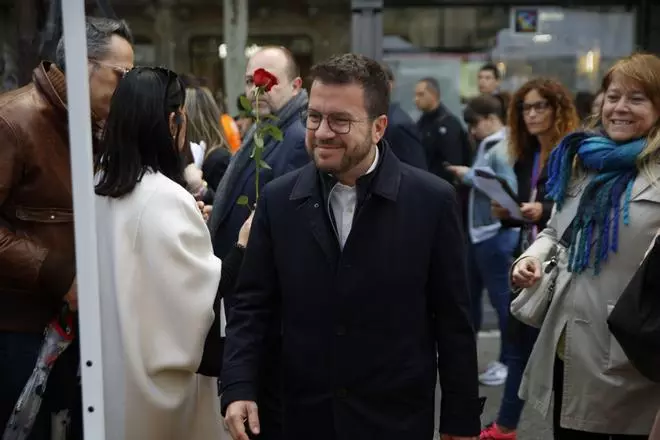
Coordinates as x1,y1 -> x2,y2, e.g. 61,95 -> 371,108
511,53 -> 660,439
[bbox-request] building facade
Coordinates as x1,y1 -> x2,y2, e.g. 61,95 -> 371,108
0,0 -> 656,102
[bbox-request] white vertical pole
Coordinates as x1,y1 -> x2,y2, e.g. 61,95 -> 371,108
60,1 -> 106,439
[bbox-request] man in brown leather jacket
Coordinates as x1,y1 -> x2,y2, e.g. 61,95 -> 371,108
0,17 -> 133,439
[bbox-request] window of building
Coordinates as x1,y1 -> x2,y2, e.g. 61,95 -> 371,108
383,5 -> 636,119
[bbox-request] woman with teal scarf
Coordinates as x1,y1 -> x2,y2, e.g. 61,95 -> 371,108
545,131 -> 646,274
511,53 -> 660,440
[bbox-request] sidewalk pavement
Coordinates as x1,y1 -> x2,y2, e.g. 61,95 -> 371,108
433,332 -> 553,440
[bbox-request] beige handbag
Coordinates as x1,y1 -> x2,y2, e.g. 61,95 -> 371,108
510,200 -> 579,328
510,235 -> 571,328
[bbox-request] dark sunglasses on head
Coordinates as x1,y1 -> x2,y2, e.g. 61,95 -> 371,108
130,66 -> 183,111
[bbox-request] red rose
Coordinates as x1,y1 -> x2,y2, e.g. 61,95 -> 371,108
253,68 -> 278,92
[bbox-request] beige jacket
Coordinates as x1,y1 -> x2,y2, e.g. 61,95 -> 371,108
515,168 -> 660,435
95,172 -> 224,440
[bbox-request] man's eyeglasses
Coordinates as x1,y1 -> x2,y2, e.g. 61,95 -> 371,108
90,60 -> 131,79
301,110 -> 364,135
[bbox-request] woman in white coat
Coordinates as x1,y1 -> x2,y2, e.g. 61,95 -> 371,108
511,53 -> 660,439
93,67 -> 251,440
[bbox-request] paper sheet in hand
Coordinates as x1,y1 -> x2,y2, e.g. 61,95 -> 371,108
473,168 -> 524,220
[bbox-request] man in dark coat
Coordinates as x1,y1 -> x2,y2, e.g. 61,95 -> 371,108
381,63 -> 427,169
208,46 -> 310,440
221,53 -> 480,440
415,77 -> 472,184
415,77 -> 473,230
208,46 -> 309,260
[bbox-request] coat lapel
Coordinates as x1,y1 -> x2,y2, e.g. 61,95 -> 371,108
631,163 -> 660,203
290,163 -> 339,263
288,145 -> 402,263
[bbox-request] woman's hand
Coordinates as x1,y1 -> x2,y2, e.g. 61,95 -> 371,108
491,201 -> 510,219
511,257 -> 542,288
520,202 -> 543,222
197,201 -> 212,222
237,211 -> 255,247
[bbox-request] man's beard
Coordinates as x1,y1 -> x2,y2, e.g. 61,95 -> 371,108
313,132 -> 373,176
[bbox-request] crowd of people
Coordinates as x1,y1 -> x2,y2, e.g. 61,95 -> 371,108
1,14 -> 660,440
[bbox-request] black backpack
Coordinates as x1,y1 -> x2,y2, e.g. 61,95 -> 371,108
607,235 -> 660,383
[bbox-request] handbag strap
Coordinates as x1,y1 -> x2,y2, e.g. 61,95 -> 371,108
559,222 -> 574,248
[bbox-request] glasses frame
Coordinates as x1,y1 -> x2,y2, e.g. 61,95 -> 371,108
300,109 -> 367,135
89,59 -> 131,79
521,100 -> 551,115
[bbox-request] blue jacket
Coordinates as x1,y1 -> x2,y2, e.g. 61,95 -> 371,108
212,119 -> 308,258
463,129 -> 518,244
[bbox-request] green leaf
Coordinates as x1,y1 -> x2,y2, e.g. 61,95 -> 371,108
239,95 -> 253,112
263,114 -> 279,121
264,124 -> 283,141
254,136 -> 264,148
259,159 -> 272,170
236,195 -> 249,206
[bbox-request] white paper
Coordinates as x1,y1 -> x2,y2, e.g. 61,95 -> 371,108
472,167 -> 524,221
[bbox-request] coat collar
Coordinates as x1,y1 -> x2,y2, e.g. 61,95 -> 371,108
289,142 -> 402,202
33,61 -> 68,118
631,161 -> 660,202
33,61 -> 105,142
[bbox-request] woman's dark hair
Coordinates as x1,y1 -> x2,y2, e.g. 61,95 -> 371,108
95,67 -> 186,198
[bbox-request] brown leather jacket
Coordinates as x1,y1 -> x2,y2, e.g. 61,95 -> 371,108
0,62 -> 77,333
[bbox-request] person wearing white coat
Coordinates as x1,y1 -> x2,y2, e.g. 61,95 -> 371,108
93,66 -> 250,440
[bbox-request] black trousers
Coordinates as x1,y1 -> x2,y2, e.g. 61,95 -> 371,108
553,357 -> 647,440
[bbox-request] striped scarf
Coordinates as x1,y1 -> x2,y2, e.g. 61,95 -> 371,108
546,131 -> 645,274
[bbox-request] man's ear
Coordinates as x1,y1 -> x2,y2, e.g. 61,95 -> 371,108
292,76 -> 303,92
372,114 -> 388,145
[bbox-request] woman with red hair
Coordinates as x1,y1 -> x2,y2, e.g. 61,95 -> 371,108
483,77 -> 580,440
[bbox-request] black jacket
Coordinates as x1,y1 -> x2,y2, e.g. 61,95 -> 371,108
501,146 -> 553,256
417,104 -> 472,184
221,143 -> 481,440
505,146 -> 554,341
383,103 -> 427,169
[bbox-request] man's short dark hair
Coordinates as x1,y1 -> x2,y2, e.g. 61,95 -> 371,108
309,53 -> 390,119
479,63 -> 501,80
419,77 -> 440,97
380,62 -> 394,82
55,17 -> 133,72
257,46 -> 300,81
463,95 -> 504,125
